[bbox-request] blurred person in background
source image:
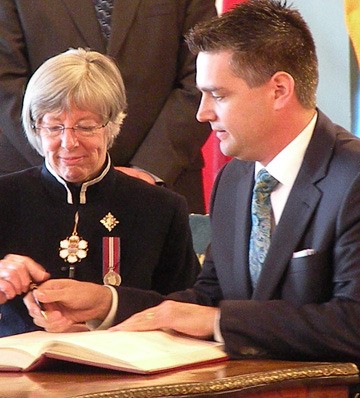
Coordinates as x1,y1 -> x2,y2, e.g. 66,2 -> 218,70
0,0 -> 217,213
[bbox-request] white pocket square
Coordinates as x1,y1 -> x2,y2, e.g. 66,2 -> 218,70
292,249 -> 316,258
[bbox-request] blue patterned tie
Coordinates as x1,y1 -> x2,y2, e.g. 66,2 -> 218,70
93,0 -> 114,41
249,168 -> 279,288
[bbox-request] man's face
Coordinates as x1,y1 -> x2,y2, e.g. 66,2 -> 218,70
196,50 -> 275,164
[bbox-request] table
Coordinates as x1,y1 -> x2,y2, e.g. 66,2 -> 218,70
0,359 -> 358,398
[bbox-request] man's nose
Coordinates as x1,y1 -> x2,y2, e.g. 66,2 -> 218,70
196,98 -> 216,123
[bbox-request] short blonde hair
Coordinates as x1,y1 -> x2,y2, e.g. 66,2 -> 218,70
22,48 -> 127,155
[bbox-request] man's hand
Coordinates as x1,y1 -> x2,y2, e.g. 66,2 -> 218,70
24,279 -> 112,332
111,301 -> 218,339
115,166 -> 156,185
0,254 -> 50,304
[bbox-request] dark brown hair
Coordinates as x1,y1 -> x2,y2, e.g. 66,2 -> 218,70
186,0 -> 318,109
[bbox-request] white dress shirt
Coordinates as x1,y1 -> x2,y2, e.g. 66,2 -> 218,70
257,112 -> 317,224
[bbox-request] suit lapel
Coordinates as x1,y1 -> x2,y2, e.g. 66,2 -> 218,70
253,112 -> 336,299
212,161 -> 254,299
253,180 -> 321,299
61,0 -> 142,54
232,164 -> 254,298
107,0 -> 142,55
61,0 -> 105,51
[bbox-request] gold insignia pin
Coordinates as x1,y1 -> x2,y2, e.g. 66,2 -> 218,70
100,212 -> 119,232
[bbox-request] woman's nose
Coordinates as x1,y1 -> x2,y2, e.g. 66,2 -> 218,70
60,128 -> 79,149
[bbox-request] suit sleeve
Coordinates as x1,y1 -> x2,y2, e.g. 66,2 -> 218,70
114,162 -> 223,324
0,0 -> 43,171
150,193 -> 201,295
113,243 -> 223,324
114,255 -> 222,325
129,0 -> 217,186
219,172 -> 360,362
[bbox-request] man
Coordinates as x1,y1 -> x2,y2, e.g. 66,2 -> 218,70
25,0 -> 360,362
0,0 -> 217,213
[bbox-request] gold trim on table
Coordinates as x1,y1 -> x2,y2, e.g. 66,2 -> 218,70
75,362 -> 359,398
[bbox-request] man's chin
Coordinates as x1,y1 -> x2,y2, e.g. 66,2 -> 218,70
219,142 -> 234,158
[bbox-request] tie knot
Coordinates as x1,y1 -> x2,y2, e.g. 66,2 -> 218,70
254,169 -> 279,194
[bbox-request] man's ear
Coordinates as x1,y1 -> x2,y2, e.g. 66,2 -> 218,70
271,71 -> 295,110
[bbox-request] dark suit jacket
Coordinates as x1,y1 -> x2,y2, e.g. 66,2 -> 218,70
115,111 -> 360,362
0,0 -> 216,212
0,163 -> 200,337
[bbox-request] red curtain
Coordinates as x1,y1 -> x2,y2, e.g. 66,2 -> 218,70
222,0 -> 246,12
201,0 -> 246,211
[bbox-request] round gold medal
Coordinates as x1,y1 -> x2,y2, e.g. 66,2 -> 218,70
103,271 -> 122,286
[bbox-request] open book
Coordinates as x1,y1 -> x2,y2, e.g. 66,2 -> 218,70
0,330 -> 227,374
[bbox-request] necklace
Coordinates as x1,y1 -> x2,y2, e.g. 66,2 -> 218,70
59,211 -> 88,277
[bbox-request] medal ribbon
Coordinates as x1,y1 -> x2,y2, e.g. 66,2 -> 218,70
102,237 -> 120,278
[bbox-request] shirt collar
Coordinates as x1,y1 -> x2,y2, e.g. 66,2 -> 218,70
255,112 -> 318,187
45,154 -> 111,204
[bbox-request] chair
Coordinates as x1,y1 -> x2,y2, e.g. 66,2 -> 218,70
189,213 -> 211,265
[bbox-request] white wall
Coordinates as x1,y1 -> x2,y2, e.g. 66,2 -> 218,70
293,0 -> 351,130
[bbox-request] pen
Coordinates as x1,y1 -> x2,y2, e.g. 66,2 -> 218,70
29,282 -> 47,319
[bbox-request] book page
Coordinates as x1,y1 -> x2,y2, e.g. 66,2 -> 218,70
0,331 -> 94,370
45,330 -> 226,372
0,331 -> 62,369
0,330 -> 226,373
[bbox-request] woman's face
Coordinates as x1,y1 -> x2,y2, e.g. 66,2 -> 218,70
39,108 -> 109,183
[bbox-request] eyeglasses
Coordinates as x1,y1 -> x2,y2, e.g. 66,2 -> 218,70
32,121 -> 109,138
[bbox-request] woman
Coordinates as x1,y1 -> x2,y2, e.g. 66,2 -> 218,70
0,48 -> 200,337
